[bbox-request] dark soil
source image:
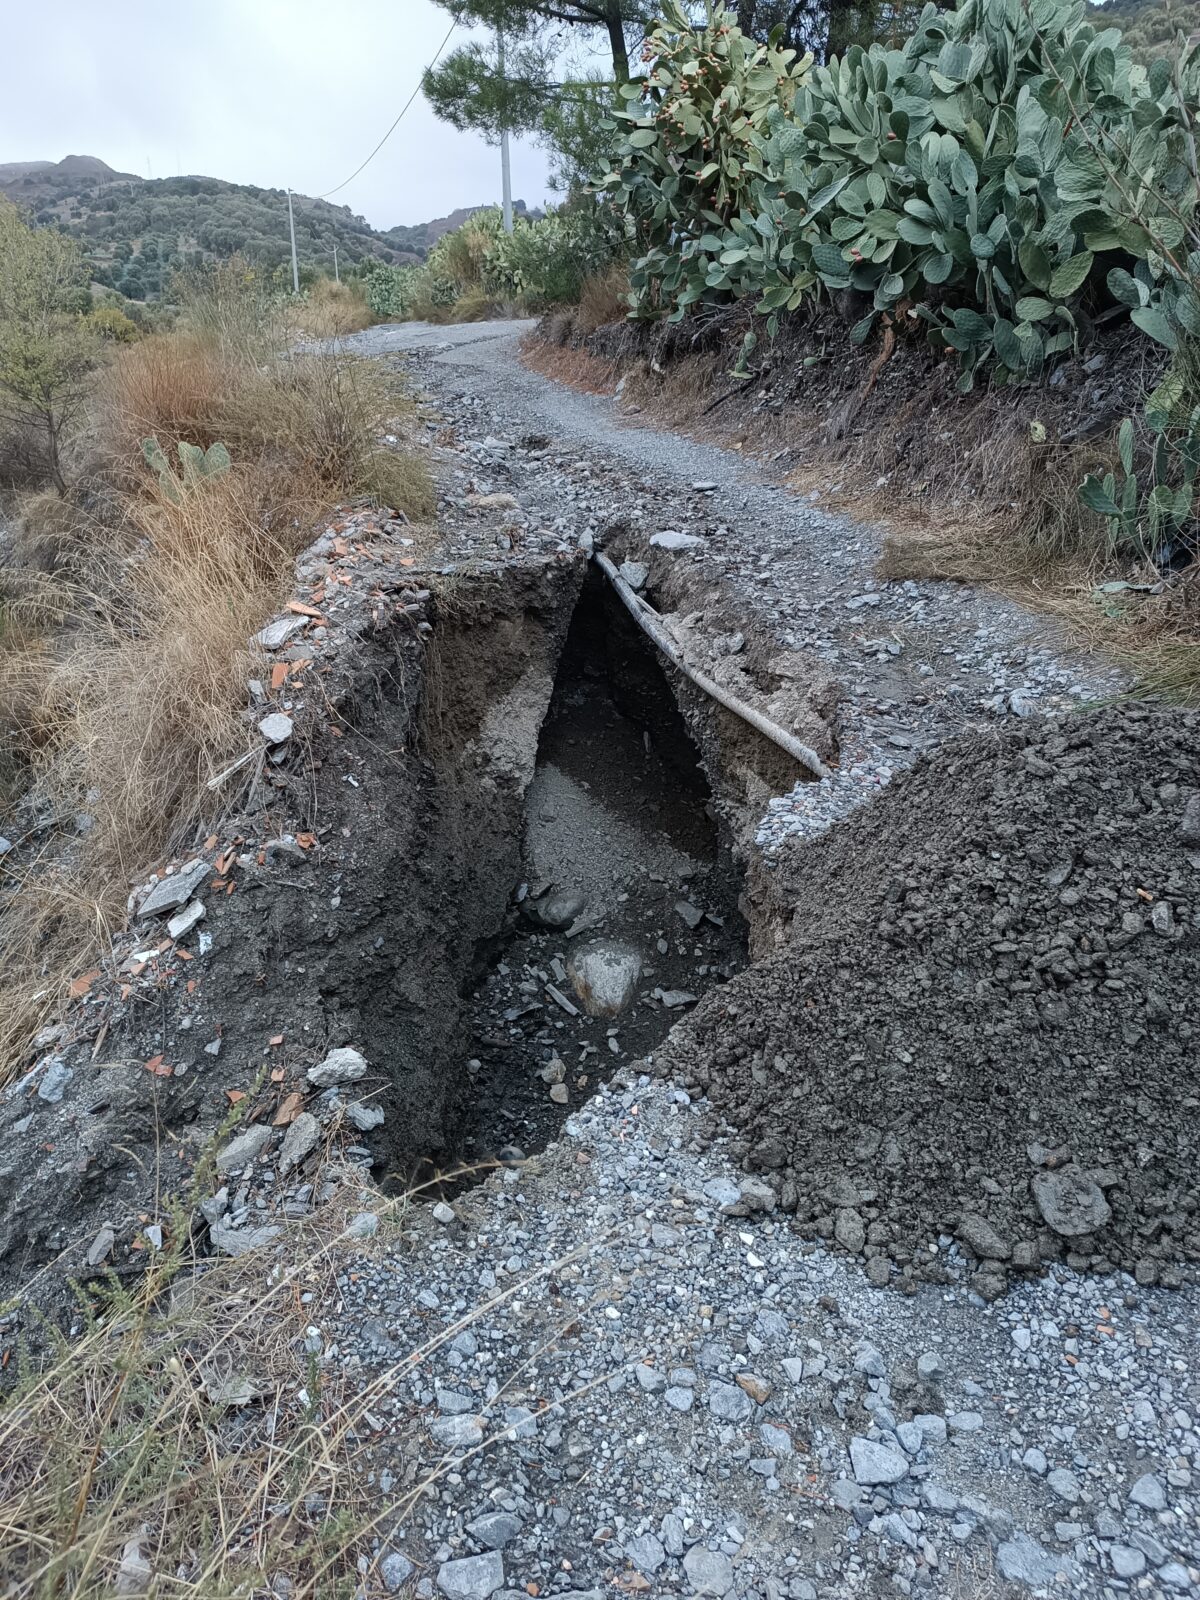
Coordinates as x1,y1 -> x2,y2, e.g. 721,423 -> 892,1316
659,707 -> 1200,1295
450,572 -> 747,1166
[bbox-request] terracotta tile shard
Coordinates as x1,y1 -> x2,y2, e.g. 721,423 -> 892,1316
273,1091 -> 304,1126
268,1034 -> 284,1047
69,969 -> 101,999
270,664 -> 288,691
225,1089 -> 245,1105
286,601 -> 325,619
270,1067 -> 285,1083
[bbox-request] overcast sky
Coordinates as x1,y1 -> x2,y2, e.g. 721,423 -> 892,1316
0,0 -> 555,228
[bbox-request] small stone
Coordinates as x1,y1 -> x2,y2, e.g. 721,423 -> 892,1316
86,1224 -> 115,1267
346,1100 -> 385,1132
956,1214 -> 1011,1260
674,899 -> 704,928
166,899 -> 205,940
216,1123 -> 272,1172
138,858 -> 210,916
307,1046 -> 368,1087
380,1552 -> 414,1593
567,941 -> 642,1017
210,1219 -> 281,1256
708,1381 -> 753,1422
278,1112 -> 320,1176
761,1422 -> 793,1456
682,1546 -> 734,1595
1022,1448 -> 1048,1476
1047,1469 -> 1080,1503
258,713 -> 294,745
850,1437 -> 909,1486
664,1386 -> 694,1412
650,530 -> 703,552
466,1512 -> 521,1550
1179,792 -> 1200,845
996,1535 -> 1062,1586
1159,1563 -> 1193,1591
549,1083 -> 569,1104
947,1411 -> 982,1433
429,1414 -> 484,1450
432,1202 -> 455,1225
37,1058 -> 73,1104
1110,1547 -> 1146,1580
255,615 -> 307,650
437,1551 -> 504,1600
636,1364 -> 667,1393
344,1211 -> 378,1240
834,1208 -> 866,1253
1031,1166 -> 1111,1237
1129,1473 -> 1167,1511
625,1534 -> 666,1576
735,1373 -> 771,1404
618,560 -> 649,591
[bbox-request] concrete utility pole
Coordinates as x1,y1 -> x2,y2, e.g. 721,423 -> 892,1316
287,187 -> 300,293
333,243 -> 340,283
497,28 -> 513,233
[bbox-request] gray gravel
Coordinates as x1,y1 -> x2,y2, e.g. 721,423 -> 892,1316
322,1069 -> 1200,1600
343,319 -> 1123,856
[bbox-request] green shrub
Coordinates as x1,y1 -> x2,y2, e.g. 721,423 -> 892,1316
602,0 -> 1200,389
484,206 -> 624,308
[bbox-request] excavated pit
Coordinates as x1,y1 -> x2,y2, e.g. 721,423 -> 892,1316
402,568 -> 748,1186
447,571 -> 748,1171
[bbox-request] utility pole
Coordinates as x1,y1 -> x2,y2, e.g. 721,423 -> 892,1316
333,243 -> 340,283
497,28 -> 513,233
287,187 -> 300,293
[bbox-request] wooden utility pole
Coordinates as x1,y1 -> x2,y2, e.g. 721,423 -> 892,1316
497,28 -> 513,233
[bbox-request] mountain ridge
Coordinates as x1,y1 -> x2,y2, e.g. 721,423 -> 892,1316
0,154 -> 526,300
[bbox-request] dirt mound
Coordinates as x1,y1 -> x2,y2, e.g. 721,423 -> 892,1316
660,707 -> 1200,1295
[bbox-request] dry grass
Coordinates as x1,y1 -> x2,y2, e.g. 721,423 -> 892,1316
290,277 -> 373,340
575,264 -> 630,336
0,1174 -> 404,1599
0,1146 -> 613,1600
0,277 -> 436,1086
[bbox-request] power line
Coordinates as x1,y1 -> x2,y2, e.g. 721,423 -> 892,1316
314,15 -> 459,200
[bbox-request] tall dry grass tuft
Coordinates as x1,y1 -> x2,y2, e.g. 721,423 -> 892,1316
291,277 -> 373,340
99,333 -> 228,471
1,263 -> 435,1085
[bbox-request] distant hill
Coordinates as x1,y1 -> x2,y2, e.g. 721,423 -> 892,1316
1087,0 -> 1200,58
0,155 -> 530,301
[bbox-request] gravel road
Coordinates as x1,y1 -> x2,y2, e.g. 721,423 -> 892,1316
344,318 -> 1123,854
300,323 -> 1200,1600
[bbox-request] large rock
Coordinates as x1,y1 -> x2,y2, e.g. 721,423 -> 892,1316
1031,1166 -> 1111,1237
567,940 -> 643,1018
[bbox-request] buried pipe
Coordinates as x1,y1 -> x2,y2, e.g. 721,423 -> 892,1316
592,550 -> 830,781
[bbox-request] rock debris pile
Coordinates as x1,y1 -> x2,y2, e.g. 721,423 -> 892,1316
663,707 -> 1200,1295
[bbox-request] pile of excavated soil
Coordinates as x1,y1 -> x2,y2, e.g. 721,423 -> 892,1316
660,707 -> 1200,1295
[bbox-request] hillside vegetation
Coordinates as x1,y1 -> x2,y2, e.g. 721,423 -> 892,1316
0,156 -> 515,300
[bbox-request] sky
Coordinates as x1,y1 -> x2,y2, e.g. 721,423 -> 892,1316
0,0 -> 555,229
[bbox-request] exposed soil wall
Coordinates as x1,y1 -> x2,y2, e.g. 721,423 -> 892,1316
0,554 -> 582,1293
